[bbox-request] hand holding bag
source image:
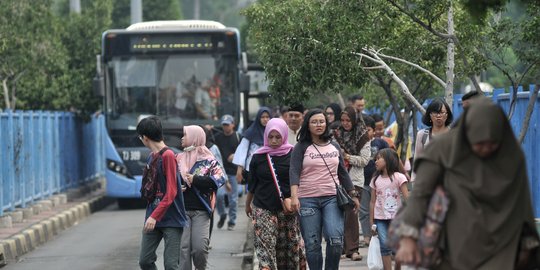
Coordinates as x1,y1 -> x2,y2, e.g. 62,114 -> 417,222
387,185 -> 450,269
312,144 -> 354,210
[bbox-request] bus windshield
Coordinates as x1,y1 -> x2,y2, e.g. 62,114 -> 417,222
105,53 -> 238,130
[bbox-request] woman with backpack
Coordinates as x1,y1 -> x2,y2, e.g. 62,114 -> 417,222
177,125 -> 226,270
412,98 -> 453,182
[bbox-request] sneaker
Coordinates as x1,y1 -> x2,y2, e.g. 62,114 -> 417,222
217,215 -> 227,229
227,224 -> 235,231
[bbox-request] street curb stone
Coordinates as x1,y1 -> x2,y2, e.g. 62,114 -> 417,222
0,193 -> 115,266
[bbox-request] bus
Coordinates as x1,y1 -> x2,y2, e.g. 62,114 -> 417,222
94,20 -> 245,206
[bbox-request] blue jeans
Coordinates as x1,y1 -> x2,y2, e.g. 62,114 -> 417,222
216,175 -> 238,225
374,219 -> 392,256
298,196 -> 344,270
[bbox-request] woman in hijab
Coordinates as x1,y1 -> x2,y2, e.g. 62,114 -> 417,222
395,97 -> 540,269
177,125 -> 226,270
233,107 -> 271,186
245,118 -> 306,270
333,105 -> 371,261
325,103 -> 342,133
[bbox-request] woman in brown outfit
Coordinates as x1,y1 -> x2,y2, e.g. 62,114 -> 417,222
395,97 -> 540,269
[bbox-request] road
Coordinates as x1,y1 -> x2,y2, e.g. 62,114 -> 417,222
3,203 -> 248,270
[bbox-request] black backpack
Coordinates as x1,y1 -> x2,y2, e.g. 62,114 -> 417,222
140,147 -> 169,202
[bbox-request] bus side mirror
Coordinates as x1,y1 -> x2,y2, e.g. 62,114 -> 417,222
241,52 -> 249,74
93,75 -> 105,97
93,55 -> 105,97
239,73 -> 250,93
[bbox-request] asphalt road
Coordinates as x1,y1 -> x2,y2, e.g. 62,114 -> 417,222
3,203 -> 248,270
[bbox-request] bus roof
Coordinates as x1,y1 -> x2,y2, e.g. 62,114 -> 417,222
126,20 -> 226,31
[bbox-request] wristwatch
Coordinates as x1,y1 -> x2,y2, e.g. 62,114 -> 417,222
349,190 -> 358,197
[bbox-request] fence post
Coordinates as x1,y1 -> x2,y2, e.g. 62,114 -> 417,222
16,111 -> 26,208
0,112 -> 4,216
7,110 -> 15,212
28,111 -> 35,204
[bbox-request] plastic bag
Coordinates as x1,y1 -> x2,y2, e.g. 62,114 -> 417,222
368,236 -> 384,270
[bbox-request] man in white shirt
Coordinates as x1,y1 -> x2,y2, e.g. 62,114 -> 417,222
286,104 -> 304,145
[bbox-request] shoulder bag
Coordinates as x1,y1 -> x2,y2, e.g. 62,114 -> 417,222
312,144 -> 354,210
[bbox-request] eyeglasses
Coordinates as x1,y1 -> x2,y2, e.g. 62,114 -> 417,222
430,111 -> 448,117
309,120 -> 326,126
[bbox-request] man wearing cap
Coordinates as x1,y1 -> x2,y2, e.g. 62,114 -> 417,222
214,114 -> 242,230
286,104 -> 304,145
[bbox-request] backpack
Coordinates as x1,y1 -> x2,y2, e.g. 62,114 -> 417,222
421,128 -> 431,147
140,147 -> 169,202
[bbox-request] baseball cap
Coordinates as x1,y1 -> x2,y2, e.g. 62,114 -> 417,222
221,114 -> 234,125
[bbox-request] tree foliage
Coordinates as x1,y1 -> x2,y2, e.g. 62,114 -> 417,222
58,0 -> 114,114
0,0 -> 70,110
243,0 -> 490,107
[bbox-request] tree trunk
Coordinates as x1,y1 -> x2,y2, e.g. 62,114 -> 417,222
518,84 -> 539,144
445,3 -> 455,108
508,83 -> 519,119
400,106 -> 411,163
2,79 -> 11,109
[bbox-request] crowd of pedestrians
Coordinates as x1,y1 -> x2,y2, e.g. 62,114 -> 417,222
135,92 -> 539,270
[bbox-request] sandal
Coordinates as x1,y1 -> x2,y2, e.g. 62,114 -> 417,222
350,252 -> 363,261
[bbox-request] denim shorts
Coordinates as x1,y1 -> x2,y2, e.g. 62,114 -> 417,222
374,219 -> 393,256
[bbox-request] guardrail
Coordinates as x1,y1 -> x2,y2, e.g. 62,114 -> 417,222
0,111 -> 104,216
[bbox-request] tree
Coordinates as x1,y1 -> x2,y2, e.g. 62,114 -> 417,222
0,0 -> 70,110
243,0 -> 492,157
57,0 -> 114,114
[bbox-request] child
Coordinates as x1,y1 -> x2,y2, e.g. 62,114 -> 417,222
137,116 -> 188,270
369,148 -> 409,270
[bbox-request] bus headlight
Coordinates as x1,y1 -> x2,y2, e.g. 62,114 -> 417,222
106,159 -> 134,179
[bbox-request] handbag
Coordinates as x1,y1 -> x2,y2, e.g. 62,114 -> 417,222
312,144 -> 355,210
387,184 -> 450,268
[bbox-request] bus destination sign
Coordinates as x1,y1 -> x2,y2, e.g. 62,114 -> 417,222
130,35 -> 214,52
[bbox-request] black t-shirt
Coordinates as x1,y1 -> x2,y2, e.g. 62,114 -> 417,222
214,132 -> 241,175
364,138 -> 389,187
248,151 -> 291,211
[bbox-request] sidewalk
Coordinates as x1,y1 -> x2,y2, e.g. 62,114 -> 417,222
0,179 -> 114,266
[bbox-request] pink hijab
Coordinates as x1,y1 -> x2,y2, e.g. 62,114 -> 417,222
177,125 -> 216,181
254,118 -> 294,156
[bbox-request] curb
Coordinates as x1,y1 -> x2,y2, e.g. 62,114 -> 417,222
0,195 -> 115,266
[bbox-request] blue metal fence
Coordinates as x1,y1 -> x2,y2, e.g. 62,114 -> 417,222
0,111 -> 104,216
